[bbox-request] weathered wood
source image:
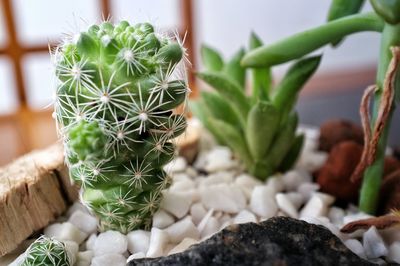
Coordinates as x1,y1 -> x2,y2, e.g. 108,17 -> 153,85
0,144 -> 78,256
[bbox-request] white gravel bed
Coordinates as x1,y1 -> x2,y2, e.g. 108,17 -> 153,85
9,127 -> 400,265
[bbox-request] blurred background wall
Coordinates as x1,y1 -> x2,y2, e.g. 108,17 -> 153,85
0,0 -> 398,166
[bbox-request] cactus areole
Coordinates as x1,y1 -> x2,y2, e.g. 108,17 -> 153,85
53,21 -> 189,233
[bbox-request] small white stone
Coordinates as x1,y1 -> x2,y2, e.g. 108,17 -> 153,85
185,167 -> 198,178
344,239 -> 366,259
300,193 -> 334,219
328,207 -> 345,226
63,240 -> 79,265
363,226 -> 388,259
282,170 -> 311,191
219,214 -> 231,225
266,176 -> 284,194
166,216 -> 200,243
67,202 -> 89,217
235,174 -> 262,199
127,230 -> 150,254
147,228 -> 169,258
275,193 -> 298,218
387,242 -> 400,263
91,254 -> 126,266
76,251 -> 94,266
249,186 -> 277,218
284,192 -> 304,210
197,209 -> 214,233
169,179 -> 195,191
190,202 -> 207,225
161,191 -> 192,218
94,231 -> 128,256
168,238 -> 198,255
204,146 -> 236,172
68,210 -> 98,234
153,210 -> 175,229
297,183 -> 320,201
200,184 -> 246,213
299,151 -> 328,172
44,222 -> 88,244
200,217 -> 220,239
164,157 -> 187,173
127,252 -> 146,262
380,227 -> 400,245
85,233 -> 97,251
233,210 -> 257,224
199,171 -> 234,187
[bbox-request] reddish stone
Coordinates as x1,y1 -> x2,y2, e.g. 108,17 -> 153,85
384,156 -> 400,177
316,141 -> 363,202
319,120 -> 364,152
379,169 -> 400,214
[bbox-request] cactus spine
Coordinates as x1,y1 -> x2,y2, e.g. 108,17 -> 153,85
53,21 -> 189,233
21,236 -> 72,266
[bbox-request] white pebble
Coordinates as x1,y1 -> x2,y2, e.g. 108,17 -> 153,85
363,226 -> 388,259
276,193 -> 298,218
190,202 -> 207,225
44,222 -> 88,244
168,238 -> 198,255
85,234 -> 97,251
199,171 -> 234,187
169,179 -> 195,191
380,227 -> 400,245
387,242 -> 400,263
233,210 -> 257,224
204,147 -> 236,172
300,193 -> 334,219
153,210 -> 175,229
64,240 -> 79,265
266,176 -> 284,194
127,230 -> 150,254
282,170 -> 311,191
91,254 -> 126,266
297,183 -> 320,201
328,207 -> 345,226
67,202 -> 89,218
166,217 -> 200,243
127,252 -> 146,262
68,210 -> 98,234
185,167 -> 198,178
200,184 -> 246,213
219,214 -> 231,225
297,151 -> 328,172
94,231 -> 128,256
161,191 -> 192,219
147,228 -> 169,258
200,217 -> 220,239
76,251 -> 94,266
344,239 -> 366,259
164,157 -> 187,173
285,192 -> 304,210
250,186 -> 277,218
235,174 -> 262,199
197,209 -> 214,233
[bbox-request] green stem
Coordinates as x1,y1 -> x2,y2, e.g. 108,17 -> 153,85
242,12 -> 384,67
359,23 -> 400,214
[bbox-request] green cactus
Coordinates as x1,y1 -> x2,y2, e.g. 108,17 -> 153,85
53,20 -> 189,233
20,236 -> 72,266
192,33 -> 320,180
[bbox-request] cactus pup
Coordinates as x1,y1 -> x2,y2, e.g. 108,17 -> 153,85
53,20 -> 189,233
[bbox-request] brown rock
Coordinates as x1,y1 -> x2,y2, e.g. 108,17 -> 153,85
319,119 -> 364,152
379,169 -> 400,214
384,156 -> 400,177
316,141 -> 363,202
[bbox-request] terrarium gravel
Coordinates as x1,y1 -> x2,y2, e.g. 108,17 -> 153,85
10,125 -> 400,265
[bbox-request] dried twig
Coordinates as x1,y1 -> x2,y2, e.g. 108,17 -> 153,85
341,212 -> 400,233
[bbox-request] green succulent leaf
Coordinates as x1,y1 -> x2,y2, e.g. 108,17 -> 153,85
223,48 -> 246,88
370,0 -> 400,24
278,134 -> 304,172
201,45 -> 224,71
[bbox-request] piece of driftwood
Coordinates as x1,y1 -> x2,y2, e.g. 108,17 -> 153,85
0,144 -> 78,256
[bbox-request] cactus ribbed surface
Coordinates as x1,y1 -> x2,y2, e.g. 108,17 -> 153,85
53,21 -> 189,233
21,236 -> 71,266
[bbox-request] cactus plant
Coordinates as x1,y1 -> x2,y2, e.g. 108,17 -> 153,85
242,0 -> 400,215
192,33 -> 321,180
53,20 -> 189,233
20,236 -> 72,266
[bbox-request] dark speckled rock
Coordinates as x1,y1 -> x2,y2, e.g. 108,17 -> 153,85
128,217 -> 374,266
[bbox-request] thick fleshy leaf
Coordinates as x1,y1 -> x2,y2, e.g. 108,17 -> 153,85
223,48 -> 246,87
201,45 -> 224,72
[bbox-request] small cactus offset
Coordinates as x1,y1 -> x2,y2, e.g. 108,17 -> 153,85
192,33 -> 321,180
53,20 -> 189,233
20,236 -> 72,266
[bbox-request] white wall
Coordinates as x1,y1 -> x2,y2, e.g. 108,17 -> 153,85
194,0 -> 380,75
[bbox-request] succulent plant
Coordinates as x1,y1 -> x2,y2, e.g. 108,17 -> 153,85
53,20 -> 189,233
192,33 -> 321,180
242,0 -> 400,215
20,236 -> 72,266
